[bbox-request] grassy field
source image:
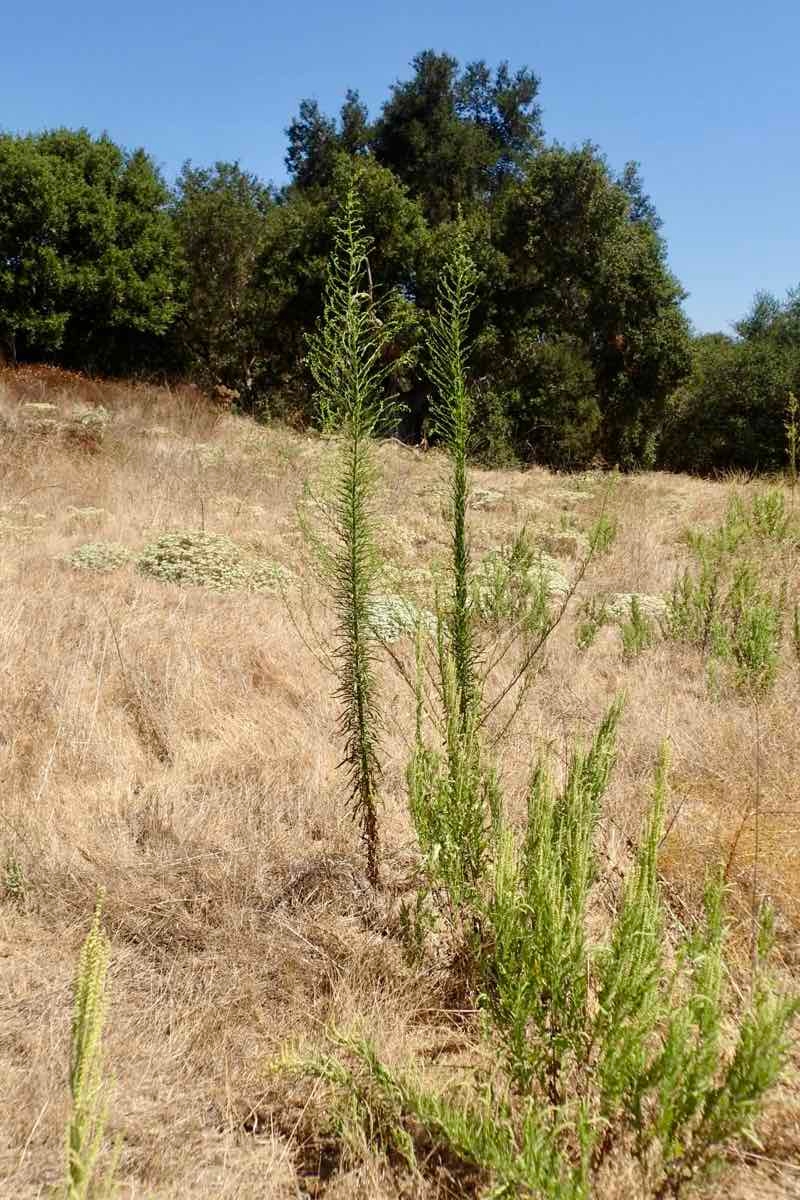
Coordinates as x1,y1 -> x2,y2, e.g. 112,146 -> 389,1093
0,366 -> 798,1198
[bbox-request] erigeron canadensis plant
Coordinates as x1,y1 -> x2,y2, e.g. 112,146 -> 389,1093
65,897 -> 117,1200
422,221 -> 596,748
726,563 -> 783,697
290,208 -> 796,1199
750,489 -> 789,542
299,734 -> 797,1199
723,563 -> 783,966
301,170 -> 398,885
620,594 -> 655,660
588,511 -> 617,556
426,218 -> 480,725
786,391 -> 798,500
575,596 -> 608,650
667,497 -> 790,694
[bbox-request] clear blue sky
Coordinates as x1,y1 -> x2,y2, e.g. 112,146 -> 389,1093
3,0 -> 798,334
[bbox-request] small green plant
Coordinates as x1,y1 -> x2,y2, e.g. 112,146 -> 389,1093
66,896 -> 116,1200
365,593 -> 435,643
137,530 -> 287,593
750,489 -> 789,542
667,555 -> 725,652
667,496 -> 791,695
471,527 -> 554,632
575,596 -> 608,650
727,565 -> 782,697
65,543 -> 131,574
588,512 -> 617,556
3,853 -> 26,903
620,594 -> 654,659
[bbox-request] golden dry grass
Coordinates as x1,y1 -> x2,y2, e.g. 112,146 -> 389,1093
0,367 -> 798,1198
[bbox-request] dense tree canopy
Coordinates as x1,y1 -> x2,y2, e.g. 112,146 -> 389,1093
172,161 -> 274,403
2,51 -> 791,473
661,291 -> 800,474
0,129 -> 179,370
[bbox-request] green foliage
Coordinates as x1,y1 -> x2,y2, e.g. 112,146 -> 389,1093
469,380 -> 520,468
575,597 -> 608,650
486,144 -> 690,467
370,51 -> 543,224
66,543 -> 132,574
471,531 -> 557,631
786,391 -> 798,490
588,512 -> 617,556
427,218 -> 480,721
620,594 -> 654,659
727,565 -> 782,697
0,129 -> 179,370
750,489 -> 790,541
172,162 -> 273,407
408,658 -> 500,919
3,854 -> 26,903
480,703 -> 622,1094
66,897 -> 116,1200
666,495 -> 789,694
661,292 -> 800,476
136,530 -> 287,592
302,174 -> 397,884
301,731 -> 797,1198
500,336 -> 603,469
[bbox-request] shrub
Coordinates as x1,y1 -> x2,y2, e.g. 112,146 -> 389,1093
299,730 -> 797,1199
471,527 -> 557,631
366,593 -> 435,643
750,489 -> 790,541
66,542 -> 131,573
137,530 -> 287,593
666,497 -> 789,694
62,406 -> 110,452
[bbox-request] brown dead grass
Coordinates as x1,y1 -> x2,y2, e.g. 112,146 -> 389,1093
0,367 -> 797,1198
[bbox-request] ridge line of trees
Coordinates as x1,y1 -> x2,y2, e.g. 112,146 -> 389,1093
1,50 -> 797,473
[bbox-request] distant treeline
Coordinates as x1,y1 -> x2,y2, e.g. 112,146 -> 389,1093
1,50 -> 797,472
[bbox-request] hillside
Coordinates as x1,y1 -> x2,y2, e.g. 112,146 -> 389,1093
0,367 -> 798,1198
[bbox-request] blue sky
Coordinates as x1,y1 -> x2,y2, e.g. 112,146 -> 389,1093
3,0 -> 798,333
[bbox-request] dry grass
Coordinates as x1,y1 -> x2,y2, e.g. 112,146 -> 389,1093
0,366 -> 797,1198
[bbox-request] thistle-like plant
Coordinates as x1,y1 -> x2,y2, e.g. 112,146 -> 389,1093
427,219 -> 479,726
66,896 -> 115,1200
786,391 -> 798,498
303,172 -> 396,885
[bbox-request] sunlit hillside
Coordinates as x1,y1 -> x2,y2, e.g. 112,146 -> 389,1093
1,367 -> 798,1199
